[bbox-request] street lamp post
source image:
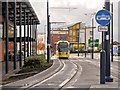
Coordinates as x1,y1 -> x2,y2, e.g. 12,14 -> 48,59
84,13 -> 95,59
84,26 -> 86,57
47,0 -> 50,63
91,17 -> 94,59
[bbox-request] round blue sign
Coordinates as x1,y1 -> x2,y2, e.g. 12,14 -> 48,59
95,9 -> 111,26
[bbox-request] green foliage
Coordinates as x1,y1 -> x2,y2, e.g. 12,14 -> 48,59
23,54 -> 47,69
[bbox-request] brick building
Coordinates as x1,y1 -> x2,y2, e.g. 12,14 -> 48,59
50,28 -> 69,54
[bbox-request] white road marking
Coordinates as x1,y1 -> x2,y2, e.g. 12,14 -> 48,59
58,68 -> 76,87
59,79 -> 70,87
70,61 -> 83,84
62,60 -> 83,88
31,60 -> 66,88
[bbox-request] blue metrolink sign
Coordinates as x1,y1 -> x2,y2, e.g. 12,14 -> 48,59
95,9 -> 111,26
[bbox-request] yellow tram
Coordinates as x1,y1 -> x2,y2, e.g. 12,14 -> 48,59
56,40 -> 70,59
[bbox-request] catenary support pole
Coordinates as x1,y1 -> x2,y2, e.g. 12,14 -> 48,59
92,18 -> 94,59
5,1 -> 9,74
47,0 -> 50,63
111,3 -> 113,62
104,0 -> 113,82
13,1 -> 17,69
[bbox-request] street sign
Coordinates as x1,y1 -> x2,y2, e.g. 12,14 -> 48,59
95,9 -> 111,26
98,25 -> 108,32
88,39 -> 99,47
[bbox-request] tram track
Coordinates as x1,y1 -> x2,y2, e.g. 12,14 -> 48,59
25,59 -> 82,90
58,59 -> 82,90
23,59 -> 65,90
58,59 -> 79,90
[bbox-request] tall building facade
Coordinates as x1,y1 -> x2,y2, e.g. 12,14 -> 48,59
68,22 -> 93,52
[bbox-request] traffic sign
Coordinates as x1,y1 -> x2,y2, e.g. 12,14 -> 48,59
98,25 -> 108,32
95,9 -> 111,26
88,39 -> 99,47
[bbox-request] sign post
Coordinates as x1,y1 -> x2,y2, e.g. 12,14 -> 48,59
95,7 -> 113,84
95,9 -> 111,26
104,0 -> 113,82
98,25 -> 108,32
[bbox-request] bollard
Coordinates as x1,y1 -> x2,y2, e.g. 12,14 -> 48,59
100,50 -> 106,84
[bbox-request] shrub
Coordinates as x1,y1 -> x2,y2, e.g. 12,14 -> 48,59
23,54 -> 47,69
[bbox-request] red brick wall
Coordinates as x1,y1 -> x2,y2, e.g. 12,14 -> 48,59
50,34 -> 69,53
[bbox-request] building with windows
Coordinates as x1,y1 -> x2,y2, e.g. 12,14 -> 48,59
0,1 -> 40,74
50,27 -> 69,54
68,22 -> 94,52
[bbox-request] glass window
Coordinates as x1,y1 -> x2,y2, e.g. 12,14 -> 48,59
58,42 -> 68,52
90,31 -> 93,35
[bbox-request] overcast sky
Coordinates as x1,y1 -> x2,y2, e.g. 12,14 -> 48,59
29,0 -> 119,42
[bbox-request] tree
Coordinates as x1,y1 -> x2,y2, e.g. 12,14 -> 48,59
37,42 -> 45,50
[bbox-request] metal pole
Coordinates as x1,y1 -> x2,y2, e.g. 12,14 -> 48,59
78,29 -> 80,56
31,20 -> 34,54
24,9 -> 26,64
100,31 -> 106,84
44,25 -> 46,54
85,26 -> 86,57
35,24 -> 37,55
111,3 -> 113,62
13,1 -> 17,69
100,50 -> 106,84
27,14 -> 29,57
102,32 -> 104,49
30,17 -> 32,56
92,18 -> 94,59
47,0 -> 50,63
19,2 -> 22,68
104,0 -> 113,82
5,1 -> 9,74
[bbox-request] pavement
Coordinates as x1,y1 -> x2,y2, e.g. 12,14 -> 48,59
1,53 -> 120,89
70,53 -> 119,89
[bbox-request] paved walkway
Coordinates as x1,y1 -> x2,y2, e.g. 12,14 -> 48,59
70,53 -> 119,89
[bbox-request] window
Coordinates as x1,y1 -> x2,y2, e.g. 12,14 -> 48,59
90,31 -> 93,35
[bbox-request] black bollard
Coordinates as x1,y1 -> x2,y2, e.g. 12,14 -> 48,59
100,50 -> 106,84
